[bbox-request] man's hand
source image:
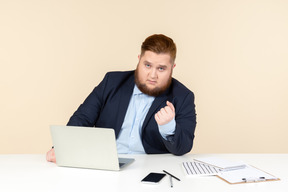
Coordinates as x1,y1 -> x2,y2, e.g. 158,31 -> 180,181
155,101 -> 175,126
46,148 -> 56,163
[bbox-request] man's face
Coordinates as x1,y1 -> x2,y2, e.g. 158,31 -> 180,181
135,51 -> 176,97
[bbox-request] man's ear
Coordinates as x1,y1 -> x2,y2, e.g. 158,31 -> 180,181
173,63 -> 176,69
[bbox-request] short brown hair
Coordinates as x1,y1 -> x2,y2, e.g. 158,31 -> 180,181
141,34 -> 177,63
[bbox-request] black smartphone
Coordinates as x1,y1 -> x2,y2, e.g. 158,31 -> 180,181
141,172 -> 166,184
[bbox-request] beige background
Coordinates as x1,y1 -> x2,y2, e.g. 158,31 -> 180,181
1,0 -> 287,154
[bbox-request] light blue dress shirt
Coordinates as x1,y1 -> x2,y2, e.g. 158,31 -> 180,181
116,85 -> 176,154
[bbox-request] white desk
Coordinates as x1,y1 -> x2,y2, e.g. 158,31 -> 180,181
0,154 -> 287,192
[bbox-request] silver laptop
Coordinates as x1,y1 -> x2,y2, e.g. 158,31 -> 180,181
50,125 -> 134,171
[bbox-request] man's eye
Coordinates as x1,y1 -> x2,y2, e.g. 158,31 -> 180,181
145,64 -> 151,68
158,67 -> 165,71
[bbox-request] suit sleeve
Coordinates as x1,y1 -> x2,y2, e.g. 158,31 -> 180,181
162,92 -> 197,155
67,73 -> 109,127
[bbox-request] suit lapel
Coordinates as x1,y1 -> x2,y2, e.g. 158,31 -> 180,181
115,75 -> 135,136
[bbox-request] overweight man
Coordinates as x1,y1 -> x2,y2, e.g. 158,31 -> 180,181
46,34 -> 197,162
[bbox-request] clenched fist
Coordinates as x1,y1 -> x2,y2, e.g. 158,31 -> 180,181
155,101 -> 175,126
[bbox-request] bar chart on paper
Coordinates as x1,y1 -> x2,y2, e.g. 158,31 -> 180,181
182,161 -> 221,176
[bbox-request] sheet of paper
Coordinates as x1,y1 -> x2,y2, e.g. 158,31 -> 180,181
182,161 -> 221,176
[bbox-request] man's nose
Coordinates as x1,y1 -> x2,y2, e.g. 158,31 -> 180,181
149,68 -> 157,79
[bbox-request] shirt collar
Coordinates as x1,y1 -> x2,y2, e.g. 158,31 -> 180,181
133,85 -> 156,100
133,85 -> 143,95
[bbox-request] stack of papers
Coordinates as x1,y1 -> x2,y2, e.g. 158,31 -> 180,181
182,157 -> 244,176
194,157 -> 246,171
182,157 -> 280,184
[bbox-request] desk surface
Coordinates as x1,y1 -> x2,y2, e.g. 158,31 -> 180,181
0,153 -> 287,192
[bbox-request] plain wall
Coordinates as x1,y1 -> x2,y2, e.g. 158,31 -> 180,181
1,0 -> 287,154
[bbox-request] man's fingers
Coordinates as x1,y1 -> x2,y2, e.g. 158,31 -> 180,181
166,101 -> 175,112
164,106 -> 173,114
46,148 -> 56,163
155,113 -> 160,121
157,102 -> 175,116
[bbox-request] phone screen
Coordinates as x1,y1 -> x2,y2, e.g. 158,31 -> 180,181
141,172 -> 166,184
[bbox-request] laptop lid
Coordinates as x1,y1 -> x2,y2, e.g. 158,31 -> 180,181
50,125 -> 134,171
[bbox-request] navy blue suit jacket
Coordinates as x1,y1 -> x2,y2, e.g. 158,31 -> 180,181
67,70 -> 196,155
